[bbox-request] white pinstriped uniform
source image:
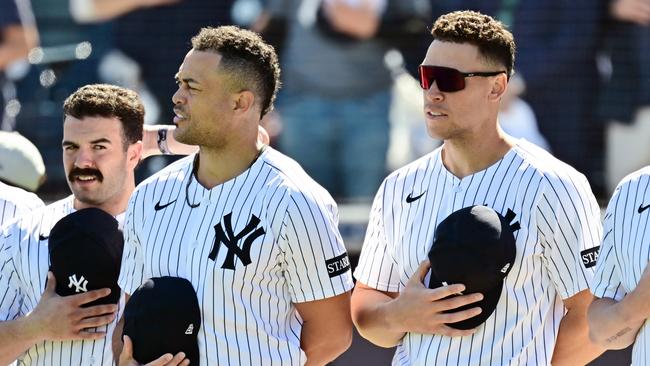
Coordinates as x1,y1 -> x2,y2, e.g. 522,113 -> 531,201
355,139 -> 602,366
0,196 -> 125,366
0,181 -> 44,227
591,166 -> 650,365
118,147 -> 354,366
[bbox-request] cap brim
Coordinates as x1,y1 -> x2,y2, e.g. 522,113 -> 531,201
428,269 -> 503,330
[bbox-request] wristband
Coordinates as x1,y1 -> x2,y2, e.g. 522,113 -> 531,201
157,128 -> 172,155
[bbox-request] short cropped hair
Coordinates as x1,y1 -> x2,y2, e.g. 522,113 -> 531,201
191,26 -> 281,118
63,84 -> 144,148
431,11 -> 515,78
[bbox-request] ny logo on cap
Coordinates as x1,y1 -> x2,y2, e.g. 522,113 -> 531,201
68,274 -> 88,293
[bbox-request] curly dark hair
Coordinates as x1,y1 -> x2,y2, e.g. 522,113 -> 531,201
63,84 -> 144,149
431,11 -> 515,78
191,26 -> 281,118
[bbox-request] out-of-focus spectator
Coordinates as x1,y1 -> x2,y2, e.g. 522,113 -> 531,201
498,75 -> 550,151
0,0 -> 38,131
266,0 -> 427,201
431,0 -> 607,195
0,130 -> 46,192
0,131 -> 45,226
13,0 -> 114,192
600,0 -> 650,193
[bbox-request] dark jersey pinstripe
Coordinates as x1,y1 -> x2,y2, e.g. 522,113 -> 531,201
0,182 -> 44,227
355,140 -> 602,366
0,196 -> 124,366
591,166 -> 650,365
118,147 -> 353,365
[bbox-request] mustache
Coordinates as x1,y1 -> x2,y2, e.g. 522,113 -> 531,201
68,167 -> 104,182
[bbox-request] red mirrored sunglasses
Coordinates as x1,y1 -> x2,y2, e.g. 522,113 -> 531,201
418,65 -> 507,92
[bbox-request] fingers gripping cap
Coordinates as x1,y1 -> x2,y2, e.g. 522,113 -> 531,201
427,205 -> 518,330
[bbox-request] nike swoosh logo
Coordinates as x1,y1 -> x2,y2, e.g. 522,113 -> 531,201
38,234 -> 49,241
154,199 -> 177,211
406,191 -> 426,203
639,203 -> 650,214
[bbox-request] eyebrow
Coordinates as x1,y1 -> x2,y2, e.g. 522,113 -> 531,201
62,138 -> 112,146
174,74 -> 200,86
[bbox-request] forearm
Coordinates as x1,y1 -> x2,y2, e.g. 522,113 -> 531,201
588,297 -> 645,349
70,0 -> 147,23
324,3 -> 380,39
0,317 -> 41,365
0,25 -> 31,70
142,125 -> 198,159
552,302 -> 605,365
300,320 -> 352,366
350,287 -> 404,348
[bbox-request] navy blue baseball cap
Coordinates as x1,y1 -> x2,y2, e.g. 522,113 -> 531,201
427,205 -> 518,330
123,276 -> 201,365
48,207 -> 123,306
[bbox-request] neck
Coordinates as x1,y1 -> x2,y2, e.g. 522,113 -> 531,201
195,139 -> 264,189
441,125 -> 515,179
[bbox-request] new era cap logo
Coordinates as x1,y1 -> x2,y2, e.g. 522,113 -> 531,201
500,263 -> 511,273
68,274 -> 88,293
185,323 -> 194,335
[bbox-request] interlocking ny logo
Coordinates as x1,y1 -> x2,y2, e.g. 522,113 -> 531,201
209,213 -> 265,270
68,274 -> 88,293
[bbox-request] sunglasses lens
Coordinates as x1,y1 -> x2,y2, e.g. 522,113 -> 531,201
418,66 -> 466,92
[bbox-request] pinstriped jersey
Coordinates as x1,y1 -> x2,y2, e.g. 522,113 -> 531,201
118,147 -> 354,366
355,139 -> 602,366
0,181 -> 44,227
590,167 -> 650,365
0,196 -> 125,366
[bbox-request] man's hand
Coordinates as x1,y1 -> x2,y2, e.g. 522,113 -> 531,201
119,335 -> 190,366
611,0 -> 650,25
25,272 -> 117,342
352,260 -> 484,347
387,260 -> 484,336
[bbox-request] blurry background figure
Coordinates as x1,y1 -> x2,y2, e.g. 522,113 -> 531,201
430,0 -> 607,196
498,75 -> 550,151
0,131 -> 45,226
600,0 -> 650,193
0,130 -> 46,193
260,0 -> 428,201
0,0 -> 38,132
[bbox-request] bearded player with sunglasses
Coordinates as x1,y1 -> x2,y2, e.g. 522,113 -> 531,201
351,10 -> 605,365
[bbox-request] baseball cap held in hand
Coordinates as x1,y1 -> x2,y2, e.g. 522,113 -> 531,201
428,205 -> 519,330
123,277 -> 201,365
48,207 -> 124,306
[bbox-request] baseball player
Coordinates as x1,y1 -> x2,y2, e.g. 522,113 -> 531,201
117,26 -> 353,366
0,84 -> 145,365
351,11 -> 605,365
588,166 -> 650,364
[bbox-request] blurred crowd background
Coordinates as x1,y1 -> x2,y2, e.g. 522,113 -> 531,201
1,1 -> 648,364
1,0 -> 649,204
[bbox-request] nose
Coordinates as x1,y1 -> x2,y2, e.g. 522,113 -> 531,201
74,147 -> 95,168
425,82 -> 444,102
172,87 -> 185,105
